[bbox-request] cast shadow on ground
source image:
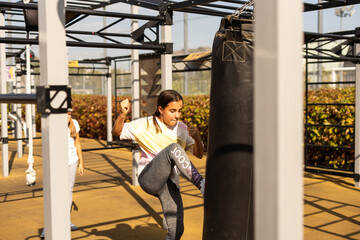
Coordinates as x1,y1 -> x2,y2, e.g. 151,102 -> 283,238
89,223 -> 167,240
304,172 -> 359,191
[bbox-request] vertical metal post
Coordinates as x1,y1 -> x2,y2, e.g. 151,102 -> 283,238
254,0 -> 303,239
305,44 -> 309,169
25,44 -> 36,185
106,61 -> 112,145
102,6 -> 107,96
355,33 -> 360,188
15,61 -> 23,159
183,13 -> 188,95
38,0 -> 71,239
0,12 -> 8,177
317,0 -> 322,84
160,8 -> 173,91
131,5 -> 140,186
31,69 -> 36,137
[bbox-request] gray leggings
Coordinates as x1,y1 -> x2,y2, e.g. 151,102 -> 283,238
138,143 -> 200,240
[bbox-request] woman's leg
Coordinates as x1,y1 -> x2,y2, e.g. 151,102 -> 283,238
69,161 -> 78,212
159,179 -> 184,240
138,143 -> 204,196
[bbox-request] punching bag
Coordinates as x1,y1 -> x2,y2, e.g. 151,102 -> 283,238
203,16 -> 254,240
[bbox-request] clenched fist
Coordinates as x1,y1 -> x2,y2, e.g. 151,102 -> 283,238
188,126 -> 201,141
120,98 -> 131,115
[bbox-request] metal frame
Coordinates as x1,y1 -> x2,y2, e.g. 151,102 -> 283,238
0,0 -> 359,239
304,28 -> 360,176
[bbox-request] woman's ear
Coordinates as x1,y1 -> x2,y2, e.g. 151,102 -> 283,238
158,106 -> 163,115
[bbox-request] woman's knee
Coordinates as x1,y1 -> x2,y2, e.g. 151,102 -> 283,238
166,143 -> 181,150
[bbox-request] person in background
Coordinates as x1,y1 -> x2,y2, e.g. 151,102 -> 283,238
40,111 -> 84,238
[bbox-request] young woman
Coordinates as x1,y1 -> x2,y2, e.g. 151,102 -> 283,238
40,112 -> 84,238
112,90 -> 205,240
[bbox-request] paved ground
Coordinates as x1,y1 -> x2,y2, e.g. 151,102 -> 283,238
0,136 -> 359,240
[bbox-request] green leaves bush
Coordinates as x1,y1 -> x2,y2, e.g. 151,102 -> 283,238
35,94 -> 210,146
181,95 -> 210,148
34,88 -> 355,170
306,87 -> 355,170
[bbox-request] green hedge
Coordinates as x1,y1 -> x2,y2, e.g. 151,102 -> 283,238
33,88 -> 355,170
306,87 -> 355,170
35,94 -> 210,146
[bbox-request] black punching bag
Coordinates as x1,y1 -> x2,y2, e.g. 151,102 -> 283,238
203,16 -> 254,240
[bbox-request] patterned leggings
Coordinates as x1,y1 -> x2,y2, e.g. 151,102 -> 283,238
138,143 -> 203,240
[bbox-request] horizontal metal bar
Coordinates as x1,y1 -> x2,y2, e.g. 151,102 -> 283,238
201,3 -> 239,11
0,94 -> 36,104
304,0 -> 360,12
31,72 -> 107,77
178,6 -> 234,17
0,26 -> 131,38
66,7 -> 163,21
115,73 -> 131,76
8,137 -> 41,141
173,68 -> 211,73
115,86 -> 132,89
168,0 -> 219,10
0,1 -> 164,21
0,2 -> 38,10
5,19 -> 24,23
304,166 -> 353,175
108,0 -> 159,11
222,0 -> 250,4
0,37 -> 165,50
306,123 -> 355,128
304,31 -> 359,41
306,144 -> 354,150
307,81 -> 355,85
67,40 -> 164,50
304,55 -> 360,62
307,103 -> 355,106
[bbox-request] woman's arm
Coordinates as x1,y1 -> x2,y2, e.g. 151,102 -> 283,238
74,132 -> 84,176
112,98 -> 131,137
189,126 -> 204,159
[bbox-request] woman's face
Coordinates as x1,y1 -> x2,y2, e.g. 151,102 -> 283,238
67,112 -> 72,123
158,100 -> 183,127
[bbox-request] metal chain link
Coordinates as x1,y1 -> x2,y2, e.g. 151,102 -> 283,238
232,0 -> 255,17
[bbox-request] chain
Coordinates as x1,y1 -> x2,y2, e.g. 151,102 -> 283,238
232,0 -> 255,17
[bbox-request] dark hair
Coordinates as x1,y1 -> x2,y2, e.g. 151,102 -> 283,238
149,90 -> 183,133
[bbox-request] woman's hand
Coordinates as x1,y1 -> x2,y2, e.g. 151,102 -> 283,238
189,126 -> 204,159
78,162 -> 84,176
112,99 -> 131,136
120,98 -> 131,116
189,126 -> 201,142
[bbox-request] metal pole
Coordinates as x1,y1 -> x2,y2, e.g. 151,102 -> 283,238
38,0 -> 71,239
317,0 -> 322,84
160,12 -> 173,91
103,6 -> 107,96
0,12 -> 8,177
355,36 -> 360,188
106,62 -> 112,145
31,69 -> 36,138
15,61 -> 23,159
184,13 -> 188,95
254,0 -> 303,239
25,44 -> 36,185
131,5 -> 140,186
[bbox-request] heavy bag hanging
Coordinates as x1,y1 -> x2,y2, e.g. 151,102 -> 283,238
203,16 -> 254,240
